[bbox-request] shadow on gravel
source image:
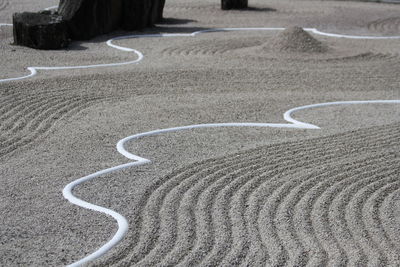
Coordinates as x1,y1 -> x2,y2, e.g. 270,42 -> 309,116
68,42 -> 89,51
65,24 -> 213,50
158,17 -> 197,25
241,6 -> 277,12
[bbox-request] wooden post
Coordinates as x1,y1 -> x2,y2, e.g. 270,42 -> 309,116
13,12 -> 69,49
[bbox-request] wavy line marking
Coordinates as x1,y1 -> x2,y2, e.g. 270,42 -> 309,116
1,26 -> 400,83
62,100 -> 400,266
44,5 -> 58,11
1,15 -> 400,266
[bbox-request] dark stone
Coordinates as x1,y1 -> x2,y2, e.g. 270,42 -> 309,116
13,0 -> 166,49
58,0 -> 123,40
58,0 -> 166,37
12,12 -> 69,49
38,10 -> 52,15
121,0 -> 165,30
152,0 -> 166,23
221,0 -> 248,10
121,0 -> 152,30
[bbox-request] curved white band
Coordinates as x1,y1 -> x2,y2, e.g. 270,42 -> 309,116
1,25 -> 400,83
64,100 -> 400,267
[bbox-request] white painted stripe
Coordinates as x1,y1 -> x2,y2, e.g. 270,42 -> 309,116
306,28 -> 400,39
1,25 -> 400,83
63,161 -> 147,267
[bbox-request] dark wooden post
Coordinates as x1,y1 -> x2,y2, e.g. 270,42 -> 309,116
121,0 -> 165,30
13,0 -> 166,49
221,0 -> 248,10
13,12 -> 69,49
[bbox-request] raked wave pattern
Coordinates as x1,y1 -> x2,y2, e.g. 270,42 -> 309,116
1,21 -> 400,267
369,16 -> 400,35
98,122 -> 400,267
63,100 -> 400,267
0,0 -> 9,11
1,26 -> 400,83
0,92 -> 108,158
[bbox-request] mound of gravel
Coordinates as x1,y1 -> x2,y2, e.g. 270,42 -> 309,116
269,26 -> 327,53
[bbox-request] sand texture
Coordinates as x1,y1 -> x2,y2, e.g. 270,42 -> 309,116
268,26 -> 328,53
94,123 -> 400,266
0,0 -> 400,266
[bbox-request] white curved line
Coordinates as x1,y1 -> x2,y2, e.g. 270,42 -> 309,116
0,23 -> 143,83
1,18 -> 399,266
283,99 -> 400,126
306,28 -> 400,39
62,161 -> 147,267
0,67 -> 37,83
64,100 -> 400,266
0,46 -> 143,82
44,5 -> 58,11
1,25 -> 400,83
191,27 -> 400,39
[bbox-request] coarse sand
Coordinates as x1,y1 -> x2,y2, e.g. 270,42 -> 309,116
268,26 -> 328,53
1,0 -> 400,266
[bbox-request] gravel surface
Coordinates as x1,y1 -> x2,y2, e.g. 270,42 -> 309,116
0,0 -> 399,266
